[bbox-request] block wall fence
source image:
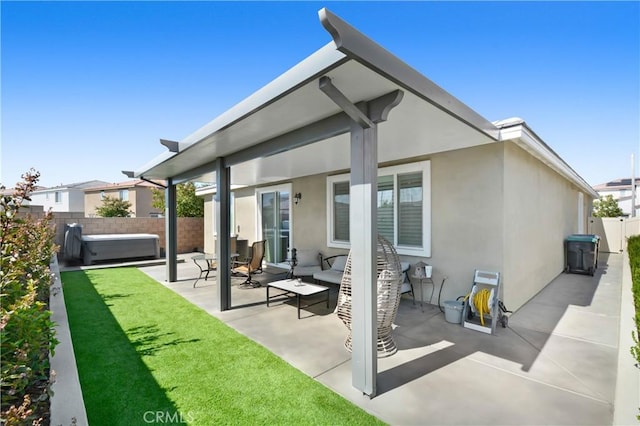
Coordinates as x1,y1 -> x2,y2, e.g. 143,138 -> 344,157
25,212 -> 204,256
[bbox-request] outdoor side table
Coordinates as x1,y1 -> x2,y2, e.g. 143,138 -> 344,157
192,254 -> 216,287
412,275 -> 434,312
192,253 -> 239,287
266,279 -> 330,319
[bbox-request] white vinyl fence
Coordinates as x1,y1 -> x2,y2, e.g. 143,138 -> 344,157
588,216 -> 640,252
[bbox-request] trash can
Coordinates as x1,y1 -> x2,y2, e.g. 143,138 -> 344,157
444,300 -> 464,324
565,234 -> 600,276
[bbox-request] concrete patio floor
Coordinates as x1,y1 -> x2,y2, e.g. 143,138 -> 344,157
139,252 -> 625,425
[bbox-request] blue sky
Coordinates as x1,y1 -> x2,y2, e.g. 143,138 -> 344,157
1,1 -> 638,188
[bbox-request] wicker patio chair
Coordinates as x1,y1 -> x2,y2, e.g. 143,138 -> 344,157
336,235 -> 403,357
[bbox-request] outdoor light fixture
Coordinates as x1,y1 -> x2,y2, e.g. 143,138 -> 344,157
294,192 -> 302,205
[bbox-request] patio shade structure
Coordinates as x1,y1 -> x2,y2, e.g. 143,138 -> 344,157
128,8 -> 498,397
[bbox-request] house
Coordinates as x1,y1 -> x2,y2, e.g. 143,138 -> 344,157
30,180 -> 109,213
84,179 -> 164,218
593,177 -> 639,217
128,8 -> 597,396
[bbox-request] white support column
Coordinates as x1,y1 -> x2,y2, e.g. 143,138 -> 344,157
349,122 -> 378,397
214,159 -> 232,311
319,76 -> 401,398
165,178 -> 178,282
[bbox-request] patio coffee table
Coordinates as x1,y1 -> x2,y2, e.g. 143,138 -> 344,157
266,279 -> 330,319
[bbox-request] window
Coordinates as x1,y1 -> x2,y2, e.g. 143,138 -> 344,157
119,189 -> 129,201
326,161 -> 431,257
100,191 -> 105,200
54,191 -> 62,203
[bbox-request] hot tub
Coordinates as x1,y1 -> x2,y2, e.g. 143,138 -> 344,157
81,233 -> 160,265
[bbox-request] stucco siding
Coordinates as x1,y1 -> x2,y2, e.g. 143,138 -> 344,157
427,143 -> 505,303
502,142 -> 580,311
290,174 -> 330,254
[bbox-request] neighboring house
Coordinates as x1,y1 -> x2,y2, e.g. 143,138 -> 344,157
84,179 -> 164,218
30,180 -> 109,213
1,186 -> 46,208
593,177 -> 639,217
129,8 -> 597,396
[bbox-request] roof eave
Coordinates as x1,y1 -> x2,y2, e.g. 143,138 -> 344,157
498,120 -> 598,198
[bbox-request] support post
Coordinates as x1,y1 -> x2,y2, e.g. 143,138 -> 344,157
165,178 -> 178,282
319,76 -> 402,398
214,159 -> 232,311
349,121 -> 378,397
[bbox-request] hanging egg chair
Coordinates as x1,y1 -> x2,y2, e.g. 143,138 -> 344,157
336,235 -> 403,357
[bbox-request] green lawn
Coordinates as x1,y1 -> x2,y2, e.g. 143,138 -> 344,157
62,268 -> 384,426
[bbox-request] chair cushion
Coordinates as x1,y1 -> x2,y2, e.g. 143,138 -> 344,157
296,249 -> 319,267
330,255 -> 348,272
294,265 -> 322,277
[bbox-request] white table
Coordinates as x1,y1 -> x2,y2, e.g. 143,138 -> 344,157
266,279 -> 330,319
192,253 -> 238,287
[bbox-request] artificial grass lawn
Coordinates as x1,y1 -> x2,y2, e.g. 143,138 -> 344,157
61,268 -> 384,426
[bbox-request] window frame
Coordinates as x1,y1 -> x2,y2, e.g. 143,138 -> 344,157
326,160 -> 431,257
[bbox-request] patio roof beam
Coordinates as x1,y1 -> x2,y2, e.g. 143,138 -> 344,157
160,139 -> 180,153
319,8 -> 499,140
319,76 -> 373,128
225,88 -> 403,168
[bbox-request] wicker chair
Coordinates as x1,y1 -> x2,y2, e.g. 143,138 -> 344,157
336,235 -> 403,357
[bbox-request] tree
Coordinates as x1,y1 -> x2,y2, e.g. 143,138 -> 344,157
593,194 -> 624,218
95,195 -> 132,217
152,182 -> 204,217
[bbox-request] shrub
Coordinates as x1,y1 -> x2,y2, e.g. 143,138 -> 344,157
628,235 -> 640,361
1,170 -> 59,425
95,195 -> 132,217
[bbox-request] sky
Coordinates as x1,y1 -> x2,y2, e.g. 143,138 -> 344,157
1,1 -> 639,189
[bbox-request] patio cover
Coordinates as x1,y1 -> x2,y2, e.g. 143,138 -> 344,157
130,8 -> 502,397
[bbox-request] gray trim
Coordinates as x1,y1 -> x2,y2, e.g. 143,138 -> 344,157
226,112 -> 350,167
319,8 -> 499,141
319,76 -> 373,128
225,89 -> 404,167
160,139 -> 180,153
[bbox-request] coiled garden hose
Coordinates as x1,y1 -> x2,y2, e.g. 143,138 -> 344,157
464,288 -> 492,326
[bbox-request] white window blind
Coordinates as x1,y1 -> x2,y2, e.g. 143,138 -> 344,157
326,161 -> 430,256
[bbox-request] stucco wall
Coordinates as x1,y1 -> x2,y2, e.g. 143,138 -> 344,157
290,174 -> 332,254
426,143 -> 505,303
200,141 -> 588,311
502,142 -> 583,310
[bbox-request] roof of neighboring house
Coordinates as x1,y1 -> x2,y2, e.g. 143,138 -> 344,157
31,180 -> 110,193
593,178 -> 640,192
84,179 -> 165,192
1,186 -> 46,196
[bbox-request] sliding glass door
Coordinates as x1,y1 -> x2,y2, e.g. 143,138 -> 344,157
258,185 -> 291,266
